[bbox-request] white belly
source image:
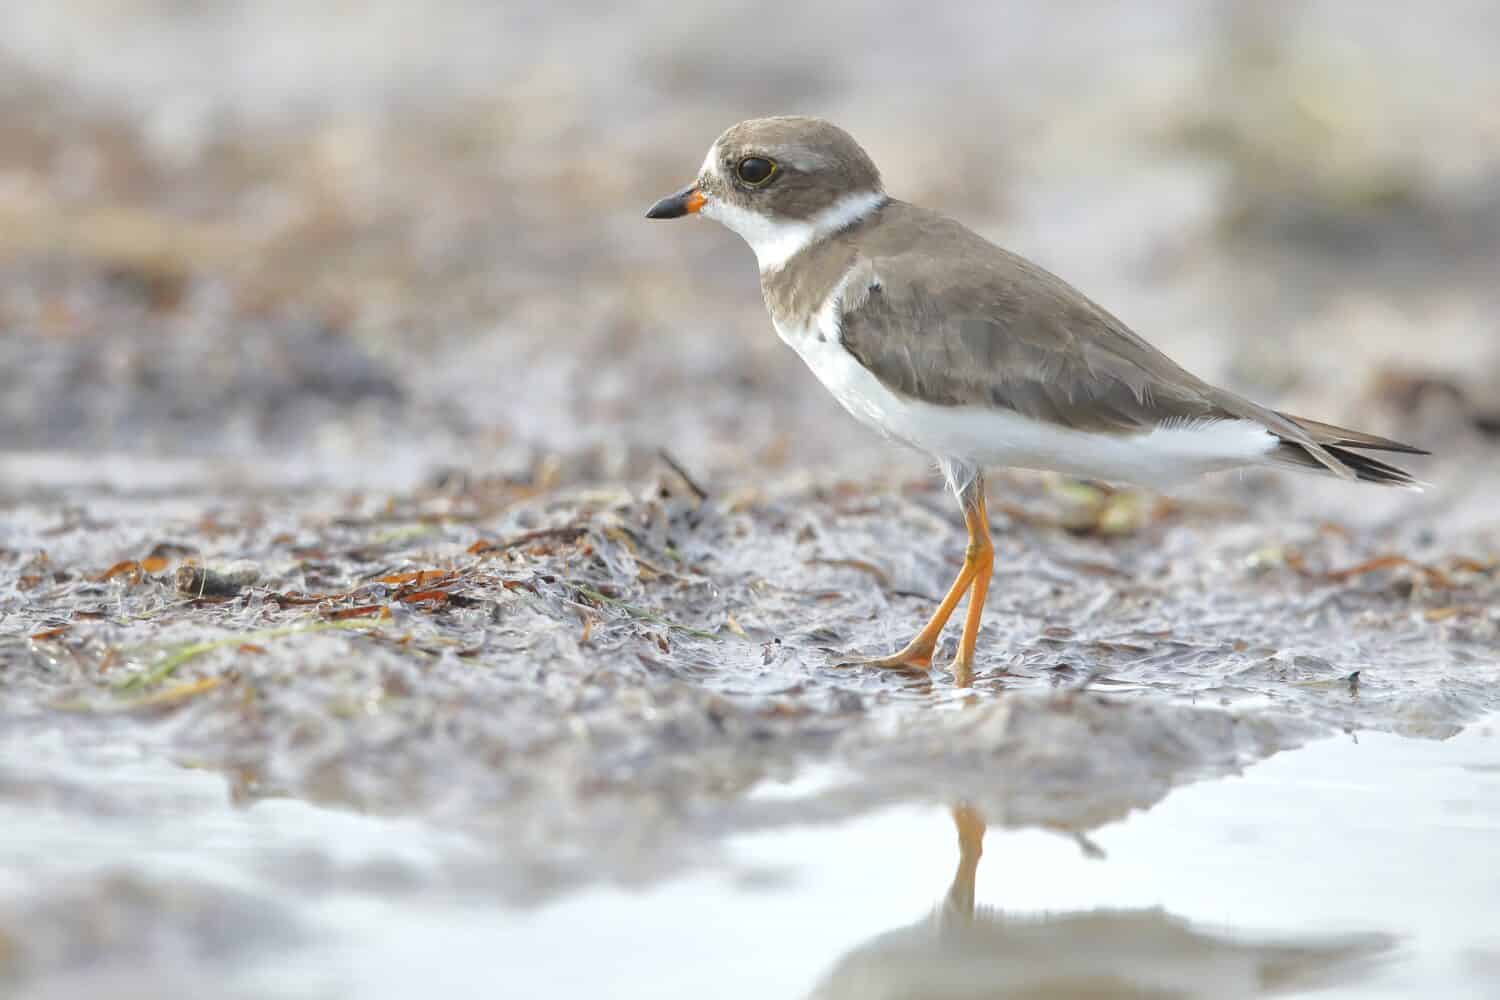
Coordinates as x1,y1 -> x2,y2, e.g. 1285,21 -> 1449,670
772,315 -> 1277,487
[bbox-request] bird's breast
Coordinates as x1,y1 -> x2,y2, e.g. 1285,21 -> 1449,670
770,298 -> 916,445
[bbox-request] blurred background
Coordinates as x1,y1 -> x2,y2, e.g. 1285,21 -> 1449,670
4,4 -> 1500,998
3,0 -> 1497,494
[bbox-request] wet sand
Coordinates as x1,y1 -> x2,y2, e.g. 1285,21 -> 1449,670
2,2 -> 1499,996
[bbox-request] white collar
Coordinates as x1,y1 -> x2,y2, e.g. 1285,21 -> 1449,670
702,190 -> 888,273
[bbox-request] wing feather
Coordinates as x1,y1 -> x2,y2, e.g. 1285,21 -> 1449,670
829,201 -> 1357,477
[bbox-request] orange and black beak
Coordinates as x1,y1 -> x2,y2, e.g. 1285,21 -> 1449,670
645,183 -> 705,220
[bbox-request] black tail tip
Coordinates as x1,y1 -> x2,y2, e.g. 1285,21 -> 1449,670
1328,444 -> 1426,489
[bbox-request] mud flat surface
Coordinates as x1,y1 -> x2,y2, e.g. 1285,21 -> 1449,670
3,2 -> 1500,997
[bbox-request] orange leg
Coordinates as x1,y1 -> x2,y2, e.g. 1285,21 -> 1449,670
838,481 -> 994,683
951,493 -> 993,688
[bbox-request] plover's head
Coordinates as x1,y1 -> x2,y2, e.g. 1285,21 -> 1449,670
645,116 -> 887,272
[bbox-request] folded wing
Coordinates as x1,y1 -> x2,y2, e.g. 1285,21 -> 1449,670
831,206 -> 1425,482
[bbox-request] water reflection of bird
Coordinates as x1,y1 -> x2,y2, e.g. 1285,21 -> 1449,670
807,805 -> 1390,1000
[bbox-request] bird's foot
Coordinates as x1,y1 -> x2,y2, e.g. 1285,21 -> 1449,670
948,654 -> 975,689
833,643 -> 934,673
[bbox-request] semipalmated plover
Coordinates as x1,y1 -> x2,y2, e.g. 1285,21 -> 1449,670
647,116 -> 1426,687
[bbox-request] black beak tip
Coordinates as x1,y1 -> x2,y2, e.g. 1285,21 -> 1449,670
645,197 -> 684,220
645,184 -> 699,220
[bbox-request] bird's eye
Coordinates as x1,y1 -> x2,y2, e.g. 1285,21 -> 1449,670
735,157 -> 778,187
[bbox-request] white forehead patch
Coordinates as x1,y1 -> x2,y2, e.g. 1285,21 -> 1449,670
699,145 -> 720,184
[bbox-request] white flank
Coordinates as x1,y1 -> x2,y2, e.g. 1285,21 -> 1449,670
702,190 -> 888,273
772,272 -> 1280,487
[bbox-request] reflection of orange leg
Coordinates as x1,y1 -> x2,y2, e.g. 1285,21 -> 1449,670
838,478 -> 994,678
944,804 -> 987,919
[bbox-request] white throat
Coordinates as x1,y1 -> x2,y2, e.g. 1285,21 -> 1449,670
702,189 -> 887,273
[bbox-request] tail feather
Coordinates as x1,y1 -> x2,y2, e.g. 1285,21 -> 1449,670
1273,440 -> 1425,488
1265,411 -> 1429,488
1275,412 -> 1432,455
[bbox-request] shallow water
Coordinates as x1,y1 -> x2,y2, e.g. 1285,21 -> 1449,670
3,2 -> 1500,996
3,718 -> 1495,998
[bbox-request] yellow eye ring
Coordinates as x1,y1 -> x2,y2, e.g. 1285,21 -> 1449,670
735,156 -> 778,187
